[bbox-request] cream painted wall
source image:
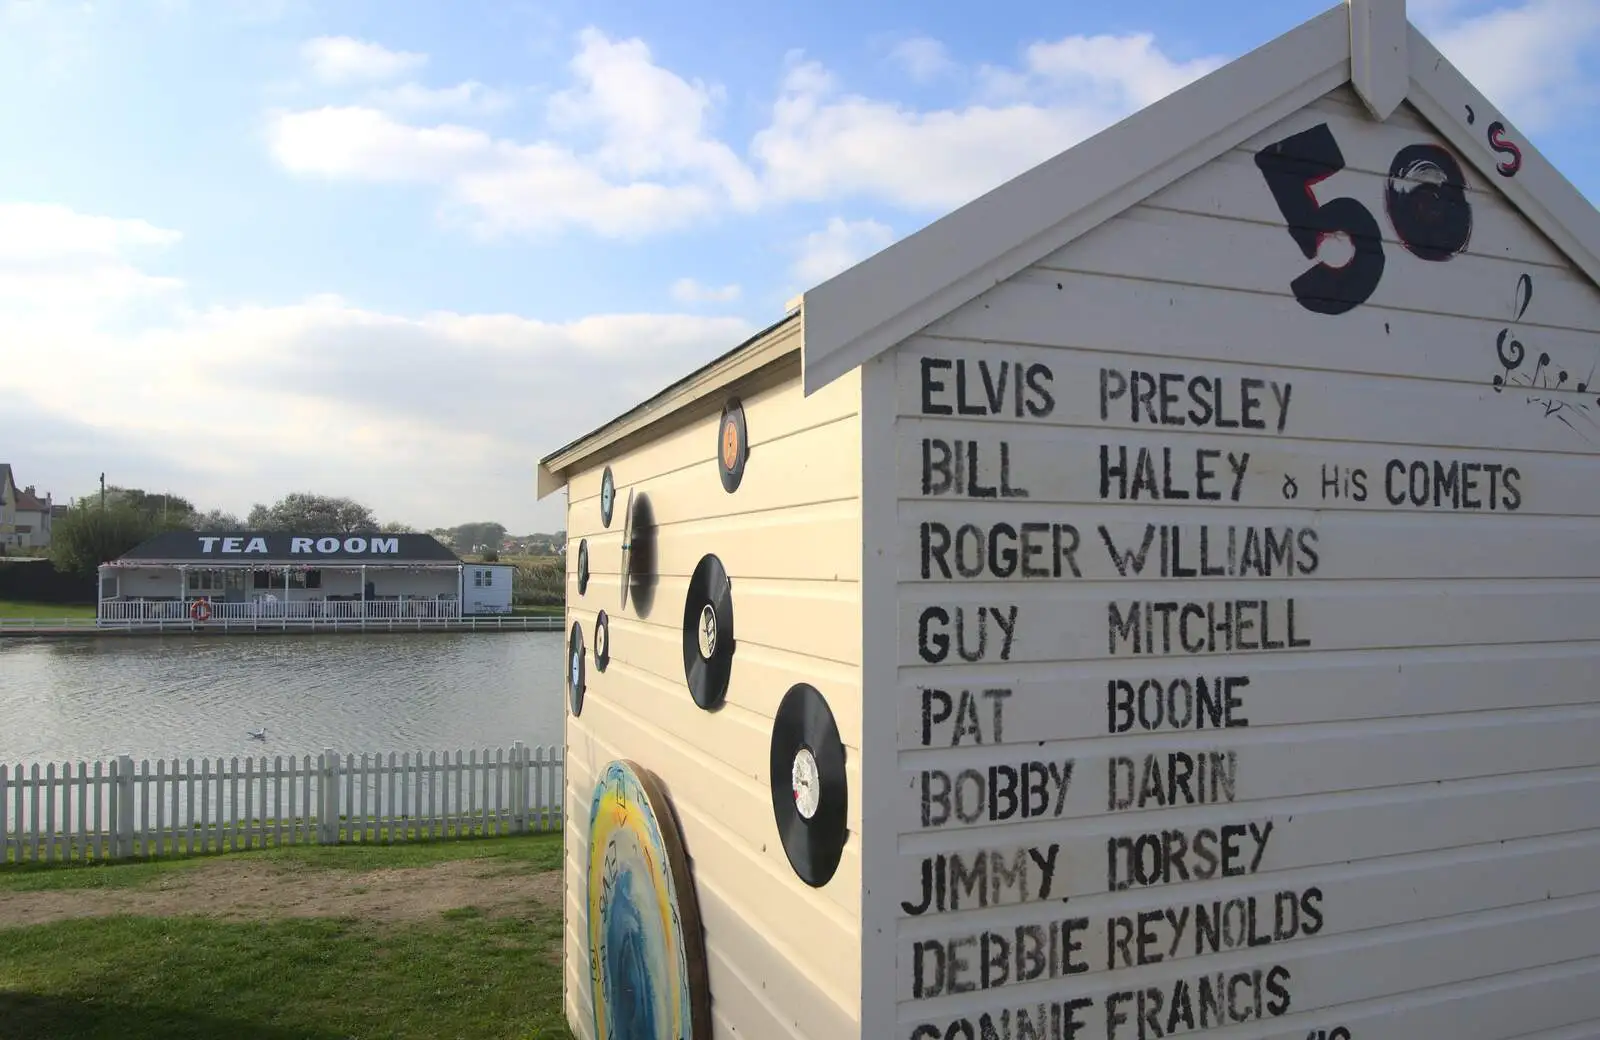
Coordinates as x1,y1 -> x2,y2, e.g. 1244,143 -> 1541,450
561,352 -> 865,1040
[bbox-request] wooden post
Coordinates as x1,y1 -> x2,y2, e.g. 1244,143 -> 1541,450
511,741 -> 527,833
319,748 -> 338,845
114,755 -> 135,859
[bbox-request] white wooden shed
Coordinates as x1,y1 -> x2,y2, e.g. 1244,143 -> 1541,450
459,562 -> 514,615
538,0 -> 1600,1036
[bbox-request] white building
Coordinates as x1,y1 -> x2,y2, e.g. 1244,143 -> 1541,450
97,531 -> 496,623
461,562 -> 515,614
536,0 -> 1600,1036
0,464 -> 53,551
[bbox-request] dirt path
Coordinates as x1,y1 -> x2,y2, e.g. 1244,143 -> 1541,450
0,859 -> 563,928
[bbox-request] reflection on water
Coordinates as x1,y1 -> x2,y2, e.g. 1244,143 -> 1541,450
0,632 -> 566,765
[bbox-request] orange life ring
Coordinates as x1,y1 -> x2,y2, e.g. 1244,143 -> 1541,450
190,598 -> 212,621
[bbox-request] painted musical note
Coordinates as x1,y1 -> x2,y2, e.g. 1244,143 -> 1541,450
1486,270 -> 1600,443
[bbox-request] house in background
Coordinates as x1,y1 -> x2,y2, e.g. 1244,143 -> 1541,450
0,464 -> 54,551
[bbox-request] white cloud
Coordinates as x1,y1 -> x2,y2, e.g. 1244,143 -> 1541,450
366,81 -> 513,116
670,278 -> 741,303
792,217 -> 896,285
0,203 -> 184,314
889,37 -> 956,84
266,25 -> 1228,238
0,204 -> 752,530
1418,0 -> 1600,131
301,36 -> 427,85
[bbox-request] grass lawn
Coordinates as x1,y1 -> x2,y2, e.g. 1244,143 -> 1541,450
0,833 -> 575,1040
0,601 -> 94,620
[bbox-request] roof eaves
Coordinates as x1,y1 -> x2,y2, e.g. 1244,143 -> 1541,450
797,2 -> 1352,396
535,311 -> 801,498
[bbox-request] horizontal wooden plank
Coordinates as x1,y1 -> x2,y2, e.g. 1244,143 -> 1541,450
574,571 -> 860,668
893,832 -> 1600,1000
1144,146 -> 1569,270
570,609 -> 865,751
566,411 -> 861,543
895,769 -> 1600,899
566,362 -> 859,505
892,707 -> 1600,833
1230,101 -> 1502,189
898,946 -> 1600,1040
1253,959 -> 1600,1040
572,637 -> 865,832
924,270 -> 1600,397
1035,206 -> 1600,334
694,874 -> 861,1038
894,420 -> 1600,517
896,504 -> 1600,584
569,700 -> 863,939
574,498 -> 859,585
895,642 -> 1600,750
897,579 -> 1600,666
896,338 -> 1600,456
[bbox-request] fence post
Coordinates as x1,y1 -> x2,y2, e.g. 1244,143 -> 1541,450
319,749 -> 339,845
511,741 -> 526,834
115,755 -> 135,859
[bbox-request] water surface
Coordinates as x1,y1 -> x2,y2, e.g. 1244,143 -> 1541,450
0,631 -> 566,766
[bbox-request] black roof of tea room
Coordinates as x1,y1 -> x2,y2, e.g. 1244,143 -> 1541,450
115,532 -> 463,564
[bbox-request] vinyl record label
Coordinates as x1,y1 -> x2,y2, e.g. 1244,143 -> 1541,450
577,539 -> 591,597
768,682 -> 847,887
594,610 -> 611,673
717,399 -> 748,494
600,466 -> 616,528
681,554 -> 734,711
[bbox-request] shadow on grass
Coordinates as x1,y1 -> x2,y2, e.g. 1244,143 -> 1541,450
0,992 -> 348,1040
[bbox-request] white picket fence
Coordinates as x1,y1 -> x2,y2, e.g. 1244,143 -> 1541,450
0,743 -> 564,863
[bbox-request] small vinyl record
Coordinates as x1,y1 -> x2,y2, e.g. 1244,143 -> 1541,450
681,553 -> 734,711
769,682 -> 847,887
576,538 -> 590,596
618,487 -> 635,611
568,621 -> 587,716
599,466 -> 616,528
717,398 -> 748,494
593,610 -> 611,672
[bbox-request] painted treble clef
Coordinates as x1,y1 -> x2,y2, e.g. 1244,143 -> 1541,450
1492,273 -> 1535,392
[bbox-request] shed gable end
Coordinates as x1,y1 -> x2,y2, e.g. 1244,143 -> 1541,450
923,87 -> 1600,415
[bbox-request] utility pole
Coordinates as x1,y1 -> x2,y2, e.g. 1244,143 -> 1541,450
99,473 -> 106,510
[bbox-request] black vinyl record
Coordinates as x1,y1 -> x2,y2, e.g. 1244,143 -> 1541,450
593,610 -> 611,673
769,683 -> 847,887
626,493 -> 659,618
717,398 -> 748,494
577,538 -> 590,597
681,553 -> 734,711
599,466 -> 616,528
568,621 -> 587,716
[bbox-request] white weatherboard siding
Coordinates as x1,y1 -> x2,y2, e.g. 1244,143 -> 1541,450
885,85 -> 1600,1039
561,351 -> 864,1040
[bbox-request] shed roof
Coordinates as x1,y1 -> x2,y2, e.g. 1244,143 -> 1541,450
535,0 -> 1600,489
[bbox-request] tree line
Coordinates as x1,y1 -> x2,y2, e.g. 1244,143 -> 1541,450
44,487 -> 565,585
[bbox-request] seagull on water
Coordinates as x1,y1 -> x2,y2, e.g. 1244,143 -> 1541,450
247,727 -> 267,741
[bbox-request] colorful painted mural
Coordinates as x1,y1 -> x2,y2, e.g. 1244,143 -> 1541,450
586,759 -> 710,1040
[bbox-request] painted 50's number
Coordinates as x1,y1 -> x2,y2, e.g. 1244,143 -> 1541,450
1255,122 -> 1474,316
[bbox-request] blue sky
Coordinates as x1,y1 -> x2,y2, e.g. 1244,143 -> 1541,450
2,0 -> 1597,533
